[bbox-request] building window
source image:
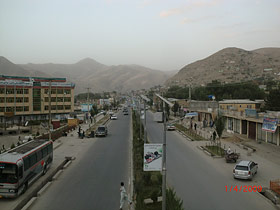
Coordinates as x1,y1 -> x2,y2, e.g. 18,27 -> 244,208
0,97 -> 4,103
6,88 -> 14,94
65,105 -> 71,110
64,97 -> 71,102
51,89 -> 56,94
0,89 -> 4,94
51,97 -> 56,102
44,89 -> 49,94
24,97 -> 29,102
16,89 -> 23,94
57,89 -> 63,94
16,107 -> 23,112
0,107 -> 4,112
64,89 -> 70,94
58,105 -> 63,110
6,107 -> 14,112
247,105 -> 252,108
33,88 -> 41,111
51,105 -> 56,110
24,89 -> 29,94
16,97 -> 23,103
57,97 -> 63,102
6,97 -> 14,103
45,106 -> 49,110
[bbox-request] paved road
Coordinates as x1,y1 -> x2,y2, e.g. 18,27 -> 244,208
146,111 -> 276,210
31,111 -> 131,210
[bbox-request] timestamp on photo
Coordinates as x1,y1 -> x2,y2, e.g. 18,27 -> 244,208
225,185 -> 262,192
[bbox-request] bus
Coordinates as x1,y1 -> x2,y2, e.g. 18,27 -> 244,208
0,139 -> 53,198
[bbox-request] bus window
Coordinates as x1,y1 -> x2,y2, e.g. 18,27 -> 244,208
23,157 -> 30,171
0,163 -> 18,184
30,153 -> 37,166
47,144 -> 53,154
37,150 -> 43,161
42,146 -> 48,157
18,165 -> 23,179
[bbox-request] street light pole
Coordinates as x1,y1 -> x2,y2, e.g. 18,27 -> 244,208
162,102 -> 167,210
155,94 -> 173,210
48,80 -> 52,141
140,95 -> 150,144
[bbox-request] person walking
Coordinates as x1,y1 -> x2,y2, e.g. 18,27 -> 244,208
119,182 -> 132,210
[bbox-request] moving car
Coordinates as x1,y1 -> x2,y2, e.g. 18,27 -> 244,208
233,160 -> 258,180
110,115 -> 117,120
167,124 -> 176,131
95,125 -> 108,137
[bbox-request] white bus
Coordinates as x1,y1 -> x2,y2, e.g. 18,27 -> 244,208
0,139 -> 53,198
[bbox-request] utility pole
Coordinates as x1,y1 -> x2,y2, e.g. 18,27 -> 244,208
155,94 -> 173,210
48,80 -> 52,141
86,87 -> 91,128
189,84 -> 191,101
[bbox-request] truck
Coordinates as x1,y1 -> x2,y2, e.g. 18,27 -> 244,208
154,112 -> 163,123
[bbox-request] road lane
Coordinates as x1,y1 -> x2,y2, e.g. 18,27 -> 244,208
146,111 -> 276,210
31,111 -> 131,210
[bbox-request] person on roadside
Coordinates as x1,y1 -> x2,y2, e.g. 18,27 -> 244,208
213,130 -> 217,141
227,146 -> 233,154
119,182 -> 132,210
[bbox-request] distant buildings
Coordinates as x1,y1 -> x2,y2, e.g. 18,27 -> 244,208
0,75 -> 75,125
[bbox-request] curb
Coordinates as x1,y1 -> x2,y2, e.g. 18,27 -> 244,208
53,142 -> 62,150
21,197 -> 37,210
52,169 -> 63,180
37,182 -> 52,197
63,160 -> 72,169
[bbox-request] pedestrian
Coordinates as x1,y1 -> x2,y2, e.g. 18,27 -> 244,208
194,123 -> 197,131
119,182 -> 132,210
82,130 -> 85,138
18,136 -> 21,142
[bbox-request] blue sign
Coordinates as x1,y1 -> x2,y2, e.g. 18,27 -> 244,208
245,109 -> 258,118
185,112 -> 198,118
262,118 -> 278,133
81,104 -> 93,112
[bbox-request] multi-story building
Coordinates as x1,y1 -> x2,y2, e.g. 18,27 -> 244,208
0,75 -> 75,125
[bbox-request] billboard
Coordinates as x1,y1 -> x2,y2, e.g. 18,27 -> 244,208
144,144 -> 163,171
81,104 -> 93,112
262,118 -> 278,133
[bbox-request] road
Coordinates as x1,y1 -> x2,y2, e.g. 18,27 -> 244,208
146,111 -> 276,210
31,111 -> 131,210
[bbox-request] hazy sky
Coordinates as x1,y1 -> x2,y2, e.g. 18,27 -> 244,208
1,0 -> 280,71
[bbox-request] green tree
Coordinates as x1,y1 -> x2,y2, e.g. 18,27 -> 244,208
167,188 -> 184,210
215,115 -> 225,139
172,101 -> 179,116
265,87 -> 280,111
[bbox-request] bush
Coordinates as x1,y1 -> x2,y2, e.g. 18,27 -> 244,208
167,188 -> 184,210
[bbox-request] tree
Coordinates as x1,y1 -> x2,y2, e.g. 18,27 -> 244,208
265,87 -> 280,111
215,115 -> 225,139
166,188 -> 184,210
172,101 -> 179,116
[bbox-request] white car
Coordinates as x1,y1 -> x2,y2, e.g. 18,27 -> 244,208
167,124 -> 176,131
110,115 -> 117,120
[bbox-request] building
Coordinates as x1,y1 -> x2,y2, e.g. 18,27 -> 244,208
0,75 -> 75,125
219,99 -> 261,113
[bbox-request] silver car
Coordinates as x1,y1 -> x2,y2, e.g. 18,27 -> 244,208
233,160 -> 258,180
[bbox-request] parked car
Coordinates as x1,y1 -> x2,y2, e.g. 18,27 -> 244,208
95,125 -> 108,137
167,124 -> 176,131
110,115 -> 117,120
124,111 -> 129,115
233,160 -> 258,180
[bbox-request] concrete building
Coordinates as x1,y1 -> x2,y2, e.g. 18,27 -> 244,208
0,75 -> 75,125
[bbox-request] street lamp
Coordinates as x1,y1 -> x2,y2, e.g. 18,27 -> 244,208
140,95 -> 150,144
155,93 -> 173,210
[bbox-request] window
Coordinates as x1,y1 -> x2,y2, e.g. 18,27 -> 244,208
57,89 -> 63,94
6,107 -> 14,112
51,105 -> 56,110
45,97 -> 49,102
16,97 -> 23,103
58,105 -> 63,110
18,165 -> 23,179
24,106 -> 29,111
0,107 -> 4,112
29,153 -> 37,166
24,89 -> 29,94
64,89 -> 70,94
65,105 -> 71,110
51,89 -> 56,94
0,89 -> 4,94
0,97 -> 4,103
6,97 -> 14,103
37,150 -> 43,161
57,97 -> 63,102
6,88 -> 14,94
16,107 -> 23,112
23,157 -> 30,171
47,144 -> 53,154
235,165 -> 248,171
24,97 -> 29,102
247,105 -> 252,108
42,146 -> 48,158
51,97 -> 56,102
44,89 -> 49,94
45,106 -> 49,110
16,89 -> 23,94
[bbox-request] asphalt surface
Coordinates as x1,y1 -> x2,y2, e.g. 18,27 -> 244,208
145,111 -> 276,210
30,111 -> 131,210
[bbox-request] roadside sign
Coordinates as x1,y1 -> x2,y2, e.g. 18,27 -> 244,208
144,144 -> 163,171
262,118 -> 278,133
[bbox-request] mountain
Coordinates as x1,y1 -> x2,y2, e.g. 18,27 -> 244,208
0,56 -> 50,77
166,47 -> 280,87
19,58 -> 175,93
